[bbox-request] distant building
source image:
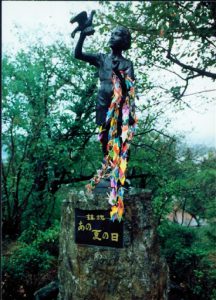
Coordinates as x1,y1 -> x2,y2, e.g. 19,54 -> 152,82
167,208 -> 207,227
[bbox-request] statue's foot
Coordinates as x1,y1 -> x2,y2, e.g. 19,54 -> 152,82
123,180 -> 131,194
93,178 -> 111,194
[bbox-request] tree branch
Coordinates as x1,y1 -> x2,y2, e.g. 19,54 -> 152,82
182,89 -> 216,97
167,39 -> 216,80
152,64 -> 185,80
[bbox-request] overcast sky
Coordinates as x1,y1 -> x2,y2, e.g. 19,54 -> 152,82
2,1 -> 216,148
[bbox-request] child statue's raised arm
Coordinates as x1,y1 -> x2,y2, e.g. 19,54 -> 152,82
71,11 -> 101,68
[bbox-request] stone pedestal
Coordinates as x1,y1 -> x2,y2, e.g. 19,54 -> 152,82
58,188 -> 168,300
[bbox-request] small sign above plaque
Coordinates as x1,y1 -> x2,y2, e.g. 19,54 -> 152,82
75,208 -> 123,248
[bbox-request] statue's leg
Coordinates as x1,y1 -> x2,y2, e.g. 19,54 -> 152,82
127,148 -> 131,163
101,130 -> 108,156
101,121 -> 110,156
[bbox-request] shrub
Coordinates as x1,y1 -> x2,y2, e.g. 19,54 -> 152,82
18,221 -> 40,244
158,221 -> 216,300
33,222 -> 60,256
2,222 -> 60,299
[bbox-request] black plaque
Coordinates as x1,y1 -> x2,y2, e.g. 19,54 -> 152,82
75,208 -> 123,248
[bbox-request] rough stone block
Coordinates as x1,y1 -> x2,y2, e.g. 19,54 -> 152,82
58,188 -> 168,300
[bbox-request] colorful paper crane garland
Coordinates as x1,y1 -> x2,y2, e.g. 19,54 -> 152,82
86,71 -> 137,222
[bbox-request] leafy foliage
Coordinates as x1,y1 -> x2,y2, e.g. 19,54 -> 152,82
2,41 -> 99,236
2,222 -> 59,299
98,1 -> 216,109
2,2 -> 216,298
19,221 -> 60,256
159,222 -> 216,300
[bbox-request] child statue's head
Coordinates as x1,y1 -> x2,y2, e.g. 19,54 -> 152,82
109,26 -> 131,51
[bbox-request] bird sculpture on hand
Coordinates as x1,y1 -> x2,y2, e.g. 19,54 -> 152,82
70,10 -> 96,38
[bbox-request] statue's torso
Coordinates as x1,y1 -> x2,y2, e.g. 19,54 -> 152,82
96,54 -> 133,125
97,54 -> 131,121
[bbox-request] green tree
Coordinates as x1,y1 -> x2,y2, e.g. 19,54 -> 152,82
2,40 -> 99,237
98,1 -> 216,108
2,5 -> 215,299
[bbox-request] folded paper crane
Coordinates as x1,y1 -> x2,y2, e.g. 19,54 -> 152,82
86,72 -> 138,222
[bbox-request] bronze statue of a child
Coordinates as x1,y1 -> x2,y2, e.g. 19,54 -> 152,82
72,12 -> 137,220
74,23 -> 135,156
